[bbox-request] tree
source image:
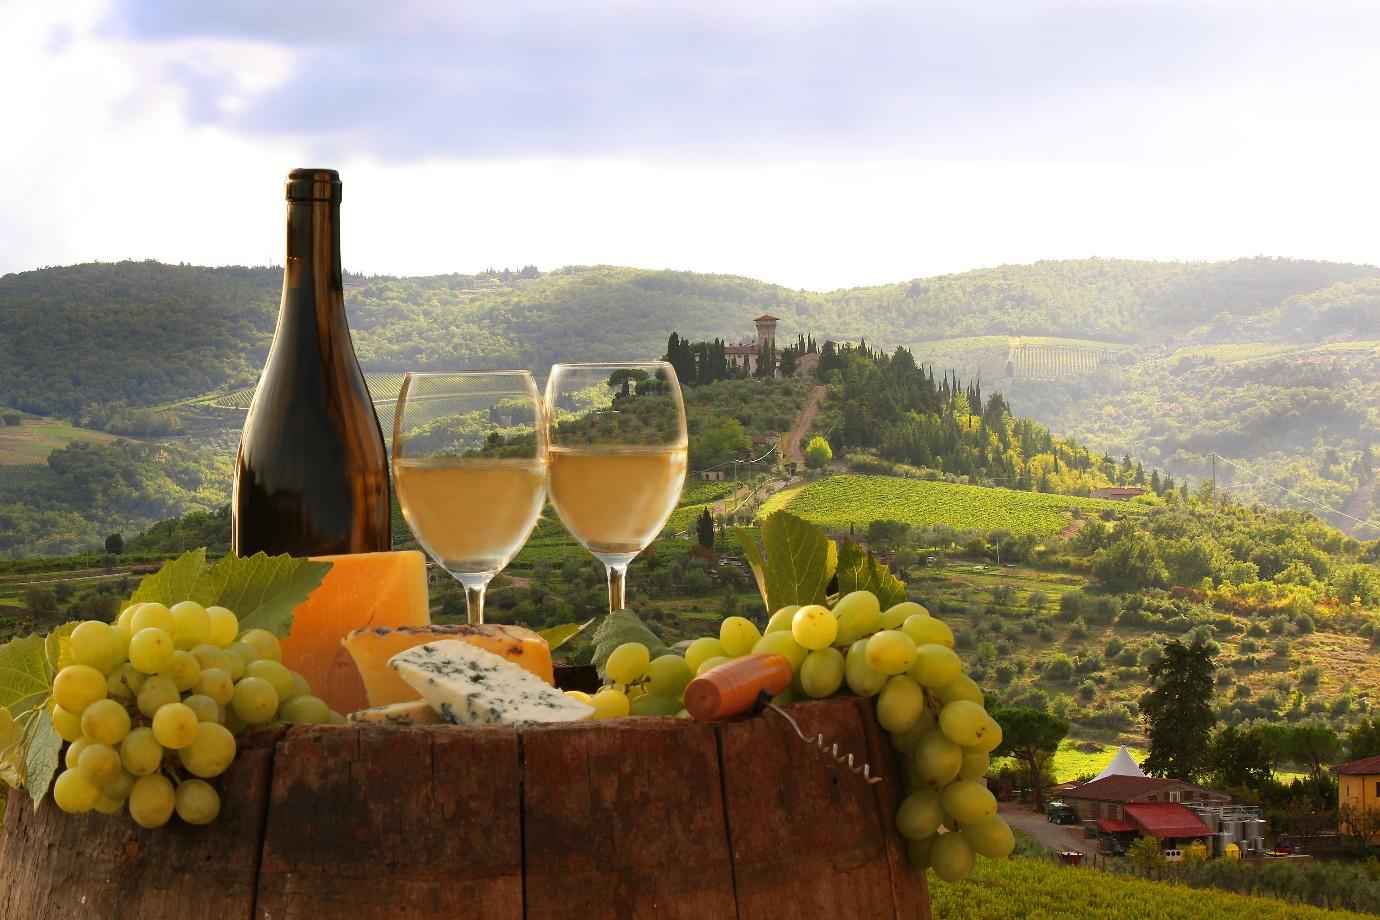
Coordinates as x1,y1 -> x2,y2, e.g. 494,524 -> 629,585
993,707 -> 1068,812
607,368 -> 648,398
865,519 -> 910,554
1346,718 -> 1380,761
1141,640 -> 1216,781
1208,725 -> 1274,792
804,436 -> 832,470
104,532 -> 124,555
690,418 -> 750,470
695,508 -> 715,549
1091,534 -> 1168,593
1286,724 -> 1341,780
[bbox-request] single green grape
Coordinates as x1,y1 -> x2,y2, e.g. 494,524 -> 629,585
223,648 -> 249,681
227,641 -> 261,669
194,668 -> 235,706
564,690 -> 592,705
181,694 -> 224,724
206,606 -> 239,647
896,789 -> 946,840
890,707 -> 936,754
942,779 -> 998,824
906,834 -> 935,871
93,792 -> 125,815
961,816 -> 1015,858
645,655 -> 693,698
178,722 -> 237,778
106,663 -> 146,705
120,727 -> 164,776
327,710 -> 346,725
696,655 -> 731,675
128,774 -> 176,829
764,605 -> 800,634
799,647 -> 845,698
70,620 -> 122,673
231,676 -> 279,724
279,695 -> 331,724
152,702 -> 200,749
284,671 -> 312,701
76,743 -> 124,786
51,705 -> 85,743
938,700 -> 990,747
160,650 -> 202,692
718,617 -> 762,658
130,602 -> 175,636
605,642 -> 652,685
80,698 -> 132,746
751,631 -> 808,671
913,730 -> 963,790
170,601 -> 212,650
790,605 -> 837,651
175,778 -> 222,825
844,639 -> 887,697
128,628 -> 175,675
876,675 -> 925,733
930,831 -> 975,881
589,688 -> 630,720
933,674 -> 984,706
136,675 -> 181,718
239,629 -> 283,663
901,615 -> 953,649
64,736 -> 93,771
865,630 -> 917,676
102,769 -> 135,803
52,665 -> 107,715
190,644 -> 235,674
116,605 -> 140,632
958,749 -> 990,781
911,645 -> 962,687
832,591 -> 882,644
684,637 -> 727,673
966,717 -> 1004,755
882,601 -> 928,630
244,659 -> 295,700
53,768 -> 101,814
629,694 -> 682,716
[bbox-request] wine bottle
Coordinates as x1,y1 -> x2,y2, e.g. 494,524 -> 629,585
232,168 -> 391,557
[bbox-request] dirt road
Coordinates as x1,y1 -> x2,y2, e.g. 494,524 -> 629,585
784,385 -> 826,466
998,802 -> 1100,859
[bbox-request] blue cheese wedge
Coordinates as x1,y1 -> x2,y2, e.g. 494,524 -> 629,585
347,699 -> 441,726
390,640 -> 595,725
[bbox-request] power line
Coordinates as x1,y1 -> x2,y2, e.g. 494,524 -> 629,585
1200,451 -> 1380,533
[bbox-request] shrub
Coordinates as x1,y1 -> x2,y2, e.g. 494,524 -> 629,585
1104,636 -> 1125,660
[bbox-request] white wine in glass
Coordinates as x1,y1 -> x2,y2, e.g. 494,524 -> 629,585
545,362 -> 688,612
393,371 -> 547,624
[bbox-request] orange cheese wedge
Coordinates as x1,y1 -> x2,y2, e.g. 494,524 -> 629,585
280,550 -> 431,714
343,624 -> 553,706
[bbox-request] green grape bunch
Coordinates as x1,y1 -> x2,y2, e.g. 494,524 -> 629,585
48,601 -> 342,829
575,590 -> 1015,883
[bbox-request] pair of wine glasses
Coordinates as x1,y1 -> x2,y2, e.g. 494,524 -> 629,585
392,362 -> 688,624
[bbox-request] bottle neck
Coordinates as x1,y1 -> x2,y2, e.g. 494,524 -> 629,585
280,198 -> 346,335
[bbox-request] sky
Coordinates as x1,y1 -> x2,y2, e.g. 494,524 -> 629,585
4,0 -> 1380,291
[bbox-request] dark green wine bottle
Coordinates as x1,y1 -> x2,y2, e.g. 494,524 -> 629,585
232,168 -> 391,557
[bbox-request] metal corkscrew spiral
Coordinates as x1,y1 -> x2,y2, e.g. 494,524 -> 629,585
756,690 -> 883,785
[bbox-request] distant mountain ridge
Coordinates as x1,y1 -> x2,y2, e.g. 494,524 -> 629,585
3,256 -> 1377,417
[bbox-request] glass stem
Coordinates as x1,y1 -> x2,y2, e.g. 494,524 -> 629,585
456,575 -> 488,625
607,563 -> 628,613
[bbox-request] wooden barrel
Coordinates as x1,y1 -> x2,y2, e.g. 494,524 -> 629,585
0,697 -> 930,919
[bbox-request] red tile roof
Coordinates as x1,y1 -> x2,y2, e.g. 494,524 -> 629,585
1123,802 -> 1212,839
1332,755 -> 1380,775
1097,819 -> 1138,834
1064,775 -> 1179,803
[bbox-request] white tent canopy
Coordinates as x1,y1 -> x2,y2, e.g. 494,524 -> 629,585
1093,746 -> 1147,781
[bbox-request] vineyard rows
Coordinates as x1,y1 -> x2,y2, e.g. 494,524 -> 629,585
0,464 -> 55,491
928,857 -> 1373,920
1011,344 -> 1107,380
761,475 -> 1144,537
182,372 -> 409,411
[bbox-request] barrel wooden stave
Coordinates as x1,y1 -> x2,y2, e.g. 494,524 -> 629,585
0,699 -> 931,920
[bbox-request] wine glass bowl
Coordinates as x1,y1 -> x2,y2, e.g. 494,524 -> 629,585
392,371 -> 547,624
544,362 -> 688,612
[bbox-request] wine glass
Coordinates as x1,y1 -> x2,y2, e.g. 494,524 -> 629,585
392,371 -> 547,624
544,362 -> 688,612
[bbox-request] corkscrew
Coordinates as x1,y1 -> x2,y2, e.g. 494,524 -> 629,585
684,653 -> 883,787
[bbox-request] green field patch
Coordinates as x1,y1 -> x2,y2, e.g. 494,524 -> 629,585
758,475 -> 1145,537
0,418 -> 119,465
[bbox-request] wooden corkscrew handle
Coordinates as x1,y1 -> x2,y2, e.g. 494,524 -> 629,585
683,653 -> 793,721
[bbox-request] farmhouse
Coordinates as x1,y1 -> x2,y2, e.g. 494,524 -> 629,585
1331,754 -> 1380,839
1063,774 -> 1230,855
1089,486 -> 1148,500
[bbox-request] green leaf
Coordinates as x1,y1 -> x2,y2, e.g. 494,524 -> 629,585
835,540 -> 908,610
23,709 -> 59,809
197,553 -> 333,637
124,549 -> 332,639
760,511 -> 836,612
589,611 -> 668,679
128,548 -> 208,607
734,528 -> 770,613
0,633 -> 58,721
539,618 -> 595,653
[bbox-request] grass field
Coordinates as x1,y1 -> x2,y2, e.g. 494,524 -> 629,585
0,418 -> 118,464
758,475 -> 1146,537
928,856 -> 1374,920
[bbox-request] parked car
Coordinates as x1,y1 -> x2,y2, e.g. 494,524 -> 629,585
1047,804 -> 1080,825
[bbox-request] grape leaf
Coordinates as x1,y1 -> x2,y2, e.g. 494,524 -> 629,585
759,511 -> 837,612
539,618 -> 595,653
590,611 -> 668,679
0,632 -> 59,722
734,528 -> 770,612
835,540 -> 907,610
124,550 -> 332,639
23,710 -> 59,809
